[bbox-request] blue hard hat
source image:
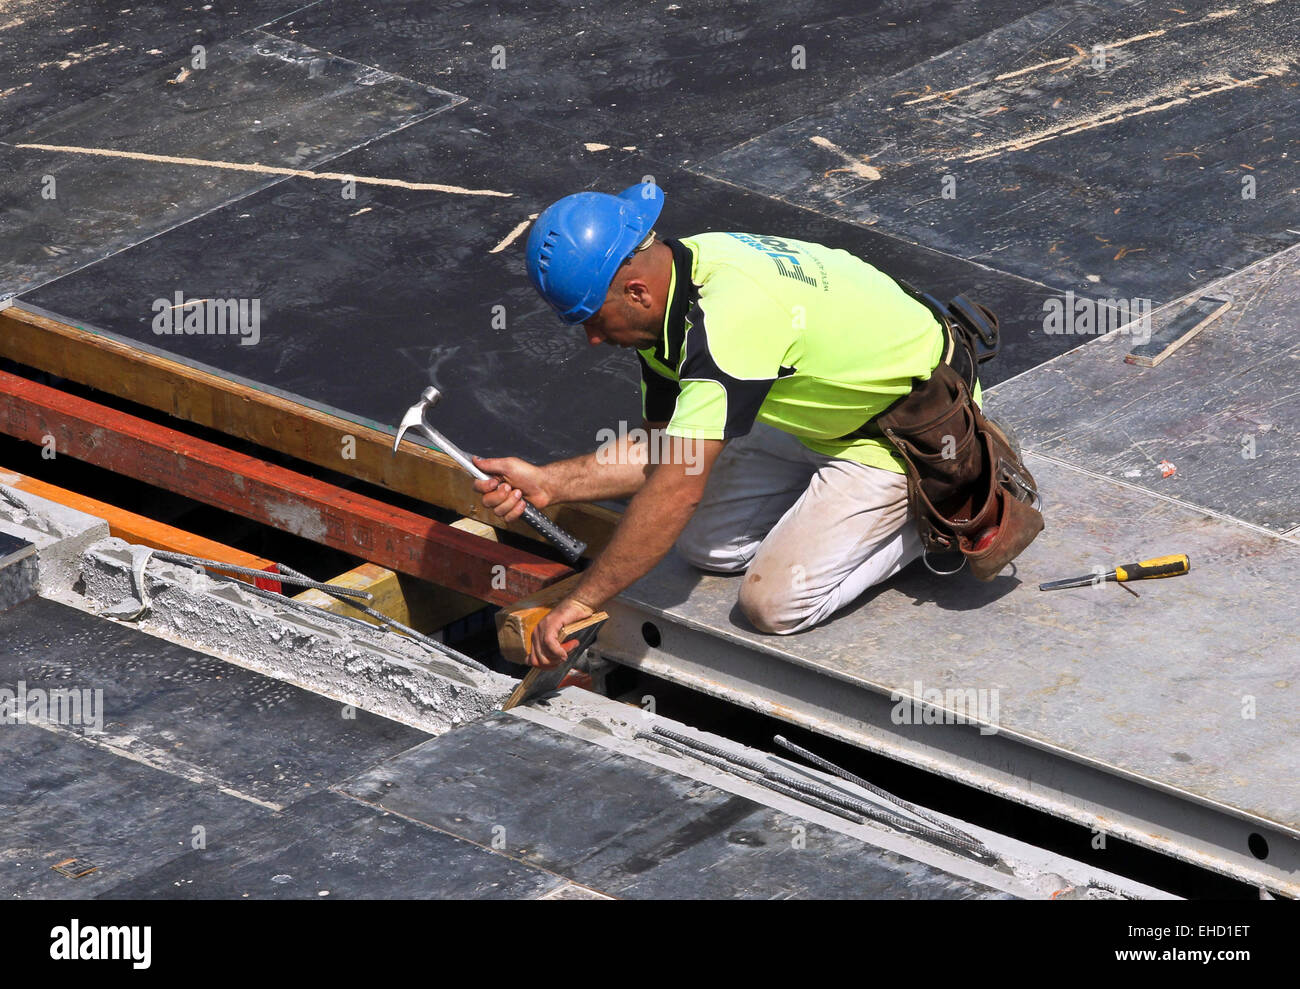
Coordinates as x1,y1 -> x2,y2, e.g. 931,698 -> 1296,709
525,182 -> 665,324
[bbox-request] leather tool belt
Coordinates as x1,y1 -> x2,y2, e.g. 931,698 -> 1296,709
842,282 -> 1045,580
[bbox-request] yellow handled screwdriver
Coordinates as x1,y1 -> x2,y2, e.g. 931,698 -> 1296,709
1038,554 -> 1191,593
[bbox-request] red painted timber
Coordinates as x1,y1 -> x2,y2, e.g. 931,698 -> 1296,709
0,371 -> 571,604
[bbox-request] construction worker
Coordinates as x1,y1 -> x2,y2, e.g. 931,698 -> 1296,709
474,182 -> 978,666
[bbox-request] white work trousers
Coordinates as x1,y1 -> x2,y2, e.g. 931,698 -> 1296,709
677,423 -> 922,634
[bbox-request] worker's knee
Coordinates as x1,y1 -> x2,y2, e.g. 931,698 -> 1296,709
737,573 -> 804,635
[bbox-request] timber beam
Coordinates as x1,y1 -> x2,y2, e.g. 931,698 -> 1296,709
0,303 -> 618,556
0,370 -> 570,605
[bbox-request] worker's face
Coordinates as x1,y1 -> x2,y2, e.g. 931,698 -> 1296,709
582,275 -> 660,350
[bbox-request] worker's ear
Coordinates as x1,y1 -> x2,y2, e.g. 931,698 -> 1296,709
623,277 -> 654,311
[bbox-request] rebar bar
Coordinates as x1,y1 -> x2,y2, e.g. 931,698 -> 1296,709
275,563 -> 491,674
646,725 -> 991,857
150,551 -> 373,600
773,734 -> 981,844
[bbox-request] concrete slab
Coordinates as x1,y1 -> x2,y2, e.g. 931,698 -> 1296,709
0,482 -> 109,595
0,583 -> 1025,898
0,589 -> 565,899
98,790 -> 569,900
263,0 -> 1047,164
0,723 -> 271,899
0,0 -> 312,134
512,690 -> 1174,899
0,597 -> 430,810
0,530 -> 36,611
698,0 -> 1300,301
0,531 -> 34,568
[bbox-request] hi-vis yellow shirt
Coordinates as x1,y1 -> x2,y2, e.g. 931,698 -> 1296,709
638,233 -> 961,474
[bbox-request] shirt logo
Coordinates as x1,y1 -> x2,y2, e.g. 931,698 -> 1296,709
727,233 -> 817,286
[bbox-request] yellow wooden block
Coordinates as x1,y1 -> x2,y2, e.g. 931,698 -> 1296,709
293,562 -> 492,634
293,563 -> 408,626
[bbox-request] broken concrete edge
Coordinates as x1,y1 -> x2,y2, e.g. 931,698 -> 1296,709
70,538 -> 517,735
1,481 -> 110,592
511,689 -> 1179,902
0,554 -> 39,612
0,483 -> 517,736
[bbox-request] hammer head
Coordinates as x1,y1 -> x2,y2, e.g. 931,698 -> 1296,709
392,386 -> 444,453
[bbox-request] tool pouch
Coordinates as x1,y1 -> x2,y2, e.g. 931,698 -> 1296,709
868,291 -> 1044,580
878,365 -> 1043,580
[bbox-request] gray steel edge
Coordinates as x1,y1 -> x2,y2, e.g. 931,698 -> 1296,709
593,598 -> 1299,896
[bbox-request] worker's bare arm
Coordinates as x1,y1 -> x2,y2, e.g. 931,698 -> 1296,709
472,421 -> 670,517
528,437 -> 726,665
538,419 -> 668,502
570,437 -> 723,605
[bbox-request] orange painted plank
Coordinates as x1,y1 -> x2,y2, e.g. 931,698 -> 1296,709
0,371 -> 571,604
0,464 -> 282,591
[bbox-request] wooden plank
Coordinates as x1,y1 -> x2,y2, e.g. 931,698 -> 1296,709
292,563 -> 409,626
0,304 -> 619,555
0,463 -> 282,591
495,572 -> 585,665
1124,293 -> 1232,367
292,561 -> 486,633
0,370 -> 570,605
450,517 -> 498,541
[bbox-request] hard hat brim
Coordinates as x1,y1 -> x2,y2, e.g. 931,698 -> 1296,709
616,181 -> 665,233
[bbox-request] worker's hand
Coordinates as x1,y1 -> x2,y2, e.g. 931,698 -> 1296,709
472,456 -> 551,522
528,597 -> 596,668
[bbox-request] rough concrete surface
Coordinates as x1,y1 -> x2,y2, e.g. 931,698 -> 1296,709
73,537 -> 514,736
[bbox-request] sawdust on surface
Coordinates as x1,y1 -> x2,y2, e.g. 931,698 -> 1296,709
15,142 -> 515,197
962,63 -> 1292,162
809,135 -> 882,180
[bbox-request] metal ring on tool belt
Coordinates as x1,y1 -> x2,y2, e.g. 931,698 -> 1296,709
922,549 -> 967,576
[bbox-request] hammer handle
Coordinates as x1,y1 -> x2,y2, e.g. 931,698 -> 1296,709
520,503 -> 587,564
407,423 -> 586,562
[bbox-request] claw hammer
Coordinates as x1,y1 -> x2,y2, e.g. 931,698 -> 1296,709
392,387 -> 587,564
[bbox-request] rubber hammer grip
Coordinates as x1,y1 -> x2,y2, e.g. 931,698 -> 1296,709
520,503 -> 587,564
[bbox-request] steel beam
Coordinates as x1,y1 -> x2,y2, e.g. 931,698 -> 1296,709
593,597 -> 1300,896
